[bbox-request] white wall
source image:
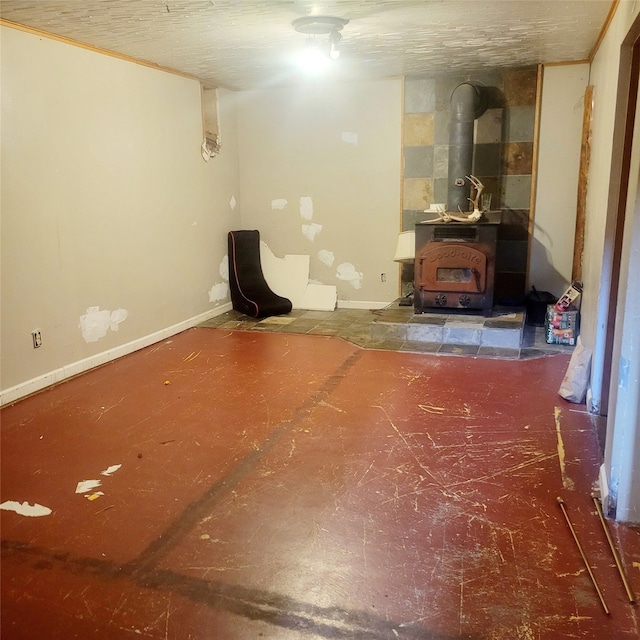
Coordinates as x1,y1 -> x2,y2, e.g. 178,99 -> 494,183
0,26 -> 241,401
605,84 -> 640,521
582,1 -> 640,413
0,27 -> 403,404
579,0 -> 640,521
531,64 -> 589,296
235,79 -> 403,306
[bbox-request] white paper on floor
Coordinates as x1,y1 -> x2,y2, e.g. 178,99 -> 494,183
101,464 -> 122,476
76,463 -> 122,494
0,500 -> 52,517
76,479 -> 102,494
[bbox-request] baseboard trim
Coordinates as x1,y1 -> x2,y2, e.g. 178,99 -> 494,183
599,463 -> 613,517
0,303 -> 232,407
337,300 -> 391,310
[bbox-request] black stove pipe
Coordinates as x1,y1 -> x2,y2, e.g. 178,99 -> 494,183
447,82 -> 488,213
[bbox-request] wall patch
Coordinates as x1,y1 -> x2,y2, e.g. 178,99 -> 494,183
271,198 -> 288,210
336,262 -> 363,289
300,196 -> 314,220
302,223 -> 322,242
341,132 -> 359,145
79,307 -> 128,343
209,282 -> 228,303
318,249 -> 335,267
209,256 -> 229,303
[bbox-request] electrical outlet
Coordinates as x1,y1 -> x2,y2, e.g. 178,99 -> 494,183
381,273 -> 387,283
32,330 -> 42,348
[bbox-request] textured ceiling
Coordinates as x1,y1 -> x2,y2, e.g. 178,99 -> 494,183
0,0 -> 615,90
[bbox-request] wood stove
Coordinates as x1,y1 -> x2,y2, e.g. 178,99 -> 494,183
414,220 -> 499,315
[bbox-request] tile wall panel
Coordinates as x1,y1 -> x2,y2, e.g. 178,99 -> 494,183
402,67 -> 538,304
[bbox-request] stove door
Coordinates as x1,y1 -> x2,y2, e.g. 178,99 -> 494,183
417,243 -> 487,294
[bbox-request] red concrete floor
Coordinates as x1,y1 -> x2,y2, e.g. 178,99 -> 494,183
1,327 -> 639,639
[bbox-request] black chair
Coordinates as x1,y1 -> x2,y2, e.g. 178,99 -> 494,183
227,230 -> 292,318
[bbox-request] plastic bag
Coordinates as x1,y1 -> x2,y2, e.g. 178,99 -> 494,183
558,337 -> 592,403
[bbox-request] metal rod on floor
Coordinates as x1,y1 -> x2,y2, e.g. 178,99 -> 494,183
592,494 -> 636,604
557,497 -> 610,615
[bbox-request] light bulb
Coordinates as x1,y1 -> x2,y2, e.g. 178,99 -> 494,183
297,42 -> 328,72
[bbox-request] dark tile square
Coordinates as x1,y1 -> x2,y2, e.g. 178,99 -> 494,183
504,67 -> 538,107
433,178 -> 449,204
409,314 -> 447,326
477,346 -> 520,359
484,318 -> 520,329
279,319 -> 323,334
503,141 -> 533,175
401,341 -> 440,354
403,209 -> 430,231
404,77 -> 436,113
506,106 -> 536,142
438,343 -> 479,356
404,146 -> 434,178
434,110 -> 450,144
474,143 -> 502,176
501,175 -> 532,209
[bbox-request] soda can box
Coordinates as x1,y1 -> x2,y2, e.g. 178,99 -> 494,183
545,305 -> 579,345
555,280 -> 582,311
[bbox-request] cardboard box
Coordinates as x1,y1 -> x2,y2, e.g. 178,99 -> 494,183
545,305 -> 579,346
555,281 -> 582,312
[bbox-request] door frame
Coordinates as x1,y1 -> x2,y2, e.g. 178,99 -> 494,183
596,14 -> 640,416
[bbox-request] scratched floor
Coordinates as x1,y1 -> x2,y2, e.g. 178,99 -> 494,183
1,327 -> 639,639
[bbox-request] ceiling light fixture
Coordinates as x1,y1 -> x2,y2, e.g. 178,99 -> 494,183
328,30 -> 342,59
292,16 -> 349,65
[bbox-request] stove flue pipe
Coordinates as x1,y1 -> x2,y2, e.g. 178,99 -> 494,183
447,82 -> 488,213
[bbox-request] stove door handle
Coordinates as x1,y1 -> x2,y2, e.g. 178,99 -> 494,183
472,268 -> 481,291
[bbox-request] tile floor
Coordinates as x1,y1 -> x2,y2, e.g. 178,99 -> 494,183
200,303 -> 575,360
1,322 -> 637,640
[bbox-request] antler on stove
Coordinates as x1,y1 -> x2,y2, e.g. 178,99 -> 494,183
466,175 -> 484,214
425,175 -> 484,223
